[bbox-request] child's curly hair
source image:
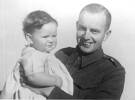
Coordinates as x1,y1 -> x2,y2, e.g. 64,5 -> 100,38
23,10 -> 58,37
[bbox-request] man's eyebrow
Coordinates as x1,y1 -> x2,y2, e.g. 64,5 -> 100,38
90,28 -> 100,32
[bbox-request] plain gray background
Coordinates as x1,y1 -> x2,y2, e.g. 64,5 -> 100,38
0,0 -> 135,100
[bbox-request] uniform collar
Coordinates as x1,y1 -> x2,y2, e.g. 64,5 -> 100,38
76,45 -> 104,68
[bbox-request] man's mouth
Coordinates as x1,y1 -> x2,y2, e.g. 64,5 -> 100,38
82,42 -> 94,46
79,38 -> 96,47
79,40 -> 95,46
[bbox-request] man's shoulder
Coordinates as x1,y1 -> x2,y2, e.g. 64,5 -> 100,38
102,54 -> 125,71
56,47 -> 75,56
55,47 -> 75,63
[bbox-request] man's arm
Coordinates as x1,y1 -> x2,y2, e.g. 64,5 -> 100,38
88,66 -> 125,100
48,87 -> 75,99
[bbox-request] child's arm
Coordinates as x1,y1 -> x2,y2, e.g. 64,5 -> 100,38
26,72 -> 62,88
20,55 -> 62,88
21,83 -> 55,97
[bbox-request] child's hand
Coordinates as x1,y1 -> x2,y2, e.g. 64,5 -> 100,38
55,76 -> 63,88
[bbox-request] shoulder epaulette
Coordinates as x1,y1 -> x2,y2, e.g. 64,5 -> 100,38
103,54 -> 121,68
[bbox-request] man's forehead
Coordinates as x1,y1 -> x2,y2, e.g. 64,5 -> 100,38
77,11 -> 107,32
78,11 -> 106,25
79,11 -> 106,20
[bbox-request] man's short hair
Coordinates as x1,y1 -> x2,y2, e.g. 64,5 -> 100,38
79,3 -> 111,31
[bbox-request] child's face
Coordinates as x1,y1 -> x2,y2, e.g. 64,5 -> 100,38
30,22 -> 57,53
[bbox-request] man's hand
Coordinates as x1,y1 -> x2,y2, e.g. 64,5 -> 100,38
22,83 -> 41,95
40,86 -> 55,97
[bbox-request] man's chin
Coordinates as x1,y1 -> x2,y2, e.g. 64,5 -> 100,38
79,46 -> 94,54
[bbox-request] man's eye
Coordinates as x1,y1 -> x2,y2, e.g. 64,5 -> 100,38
43,36 -> 49,38
79,27 -> 86,31
91,29 -> 100,34
52,35 -> 57,37
92,31 -> 98,34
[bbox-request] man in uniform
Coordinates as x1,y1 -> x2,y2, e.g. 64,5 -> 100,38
48,3 -> 125,100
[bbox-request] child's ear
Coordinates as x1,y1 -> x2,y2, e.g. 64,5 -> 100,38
103,30 -> 111,41
25,33 -> 33,46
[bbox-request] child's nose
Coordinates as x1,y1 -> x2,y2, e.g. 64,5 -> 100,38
47,37 -> 53,42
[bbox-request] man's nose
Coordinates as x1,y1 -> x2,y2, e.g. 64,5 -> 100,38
82,29 -> 92,39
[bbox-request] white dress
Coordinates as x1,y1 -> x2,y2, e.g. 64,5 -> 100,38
1,47 -> 73,100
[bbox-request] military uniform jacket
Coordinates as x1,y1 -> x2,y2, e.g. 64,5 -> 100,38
48,46 -> 125,100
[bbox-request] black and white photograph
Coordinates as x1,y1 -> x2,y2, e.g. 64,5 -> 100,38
0,0 -> 135,100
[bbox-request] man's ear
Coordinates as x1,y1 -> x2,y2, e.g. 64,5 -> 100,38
25,33 -> 33,45
104,30 -> 111,41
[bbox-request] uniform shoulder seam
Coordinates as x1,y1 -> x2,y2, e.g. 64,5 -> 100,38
103,54 -> 123,68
